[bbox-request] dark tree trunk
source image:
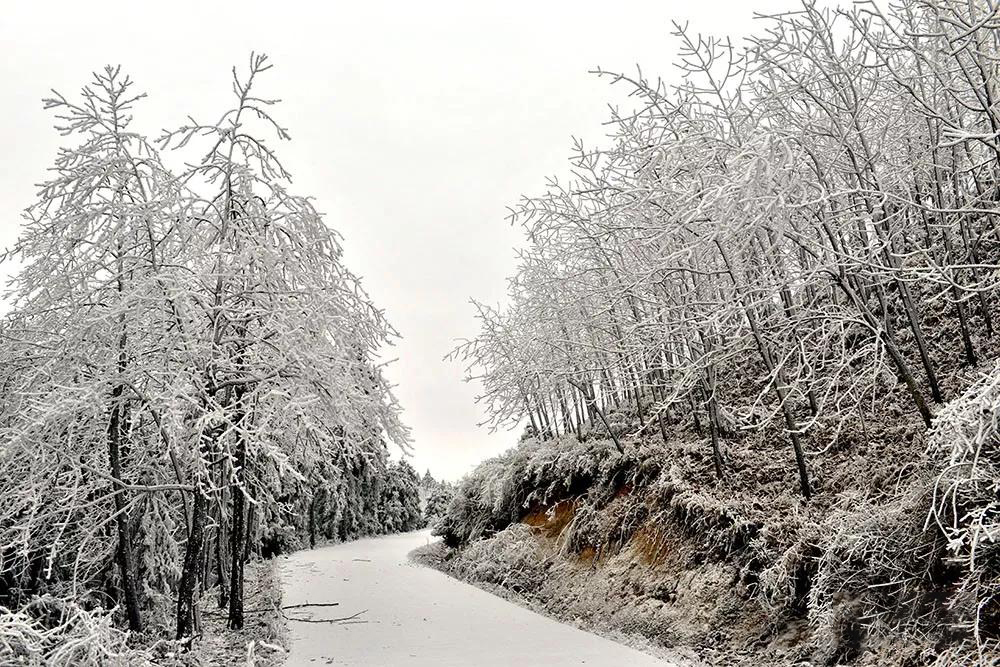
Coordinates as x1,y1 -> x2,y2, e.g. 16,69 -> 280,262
689,396 -> 703,435
108,376 -> 142,632
244,502 -> 256,563
215,511 -> 229,609
176,485 -> 207,640
227,481 -> 245,629
569,379 -> 623,454
657,407 -> 668,444
700,376 -> 726,480
228,387 -> 249,630
109,252 -> 142,633
309,496 -> 317,549
522,396 -> 540,438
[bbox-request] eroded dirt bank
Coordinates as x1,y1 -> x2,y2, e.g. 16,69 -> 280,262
418,428 -> 983,666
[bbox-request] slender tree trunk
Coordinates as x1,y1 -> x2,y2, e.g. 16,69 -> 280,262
522,396 -> 540,438
176,484 -> 207,640
568,379 -> 623,454
689,395 -> 704,435
570,390 -> 584,439
228,386 -> 249,630
215,502 -> 229,609
200,529 -> 211,596
108,248 -> 142,633
548,393 -> 561,437
108,385 -> 143,633
244,502 -> 256,563
309,496 -> 317,549
655,381 -> 669,444
700,375 -> 725,479
227,481 -> 245,629
537,389 -> 554,439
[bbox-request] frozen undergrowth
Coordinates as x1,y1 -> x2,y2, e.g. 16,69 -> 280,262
429,395 -> 1000,665
0,559 -> 286,666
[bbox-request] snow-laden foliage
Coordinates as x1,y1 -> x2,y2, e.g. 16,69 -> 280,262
423,488 -> 455,529
930,360 -> 1000,647
453,0 -> 1000,502
0,55 -> 416,647
448,524 -> 549,597
445,1 -> 1000,661
435,434 -> 652,547
437,425 -> 959,663
0,596 -> 150,666
416,470 -> 454,529
379,460 -> 424,534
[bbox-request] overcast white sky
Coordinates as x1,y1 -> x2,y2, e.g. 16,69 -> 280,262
0,0 -> 823,481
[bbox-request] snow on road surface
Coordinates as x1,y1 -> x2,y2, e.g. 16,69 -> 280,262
279,528 -> 670,666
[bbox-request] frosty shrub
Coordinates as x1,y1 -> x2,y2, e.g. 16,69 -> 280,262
137,494 -> 181,634
0,596 -> 150,666
379,461 -> 424,534
435,434 -> 643,547
930,360 -> 1000,650
450,524 -> 549,596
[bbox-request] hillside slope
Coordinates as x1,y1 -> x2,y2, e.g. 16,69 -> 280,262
421,389 -> 999,666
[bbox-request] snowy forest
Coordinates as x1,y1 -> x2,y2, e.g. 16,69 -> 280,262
4,0 -> 1000,665
0,56 -> 424,663
435,1 -> 1000,665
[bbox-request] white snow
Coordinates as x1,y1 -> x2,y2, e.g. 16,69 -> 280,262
278,528 -> 671,666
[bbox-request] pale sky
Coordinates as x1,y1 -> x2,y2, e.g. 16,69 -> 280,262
0,0 -> 818,481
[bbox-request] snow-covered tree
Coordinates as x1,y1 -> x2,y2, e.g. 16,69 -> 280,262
455,0 -> 1000,503
0,55 -> 413,646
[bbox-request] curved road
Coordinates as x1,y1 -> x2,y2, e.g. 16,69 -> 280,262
279,528 -> 669,666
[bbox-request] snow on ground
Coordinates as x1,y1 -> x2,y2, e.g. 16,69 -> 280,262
279,528 -> 670,666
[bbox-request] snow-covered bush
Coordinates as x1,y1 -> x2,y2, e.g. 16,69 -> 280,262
434,435 -> 635,547
449,524 -> 550,596
137,494 -> 181,634
929,361 -> 1000,648
379,461 -> 424,534
0,596 -> 150,666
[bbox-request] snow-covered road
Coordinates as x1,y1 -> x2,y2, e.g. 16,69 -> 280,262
279,528 -> 670,666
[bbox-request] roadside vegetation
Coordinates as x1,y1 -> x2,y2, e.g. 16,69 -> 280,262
0,56 -> 420,664
439,1 -> 1000,664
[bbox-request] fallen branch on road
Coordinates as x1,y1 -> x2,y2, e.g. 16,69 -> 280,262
282,609 -> 368,624
281,602 -> 340,610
